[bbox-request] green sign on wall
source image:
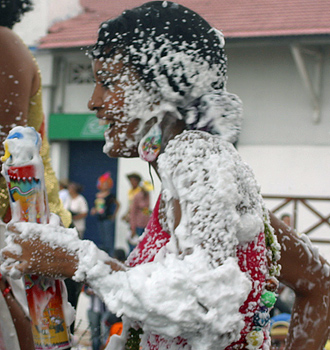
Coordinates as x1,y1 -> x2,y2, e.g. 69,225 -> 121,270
49,114 -> 107,140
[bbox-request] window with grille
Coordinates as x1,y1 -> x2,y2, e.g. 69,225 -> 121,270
68,63 -> 93,84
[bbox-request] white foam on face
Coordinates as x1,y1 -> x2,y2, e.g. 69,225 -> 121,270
97,30 -> 227,156
99,54 -> 159,156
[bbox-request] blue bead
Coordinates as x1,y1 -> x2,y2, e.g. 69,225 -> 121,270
253,309 -> 270,327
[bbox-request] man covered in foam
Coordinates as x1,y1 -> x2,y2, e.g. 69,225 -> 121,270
1,2 -> 330,350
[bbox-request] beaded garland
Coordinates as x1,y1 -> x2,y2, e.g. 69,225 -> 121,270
124,210 -> 281,350
242,215 -> 280,350
0,177 -> 9,219
123,132 -> 282,350
125,328 -> 143,350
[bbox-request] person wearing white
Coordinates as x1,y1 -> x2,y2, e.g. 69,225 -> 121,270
59,180 -> 70,205
65,182 -> 88,238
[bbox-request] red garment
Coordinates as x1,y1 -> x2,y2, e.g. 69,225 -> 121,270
127,196 -> 169,267
127,196 -> 268,349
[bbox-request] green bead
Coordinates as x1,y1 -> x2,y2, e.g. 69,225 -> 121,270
125,328 -> 143,350
261,291 -> 276,308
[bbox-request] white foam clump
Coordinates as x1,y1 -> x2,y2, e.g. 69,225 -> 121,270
158,131 -> 264,258
2,131 -> 267,349
5,221 -> 79,248
94,248 -> 251,350
2,221 -> 110,279
183,91 -> 243,144
0,235 -> 23,278
0,258 -> 24,279
2,218 -> 251,349
1,126 -> 41,167
1,218 -> 117,281
236,211 -> 264,243
93,129 -> 265,349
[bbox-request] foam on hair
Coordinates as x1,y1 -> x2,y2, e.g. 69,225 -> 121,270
90,1 -> 227,107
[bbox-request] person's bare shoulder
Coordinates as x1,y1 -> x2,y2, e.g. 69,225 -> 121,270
0,27 -> 38,86
0,27 -> 39,144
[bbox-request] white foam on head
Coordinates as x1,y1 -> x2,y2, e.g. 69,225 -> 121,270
97,27 -> 228,155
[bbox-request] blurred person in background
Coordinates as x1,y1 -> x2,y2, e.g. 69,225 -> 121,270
101,248 -> 126,350
280,213 -> 291,227
122,173 -> 143,250
59,179 -> 70,205
84,284 -> 107,350
122,173 -> 142,224
64,182 -> 89,239
91,172 -> 120,256
128,181 -> 152,252
64,181 -> 89,319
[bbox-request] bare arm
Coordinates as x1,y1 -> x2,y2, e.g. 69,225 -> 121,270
0,274 -> 34,350
72,212 -> 88,221
0,27 -> 39,154
270,212 -> 330,349
1,223 -> 126,280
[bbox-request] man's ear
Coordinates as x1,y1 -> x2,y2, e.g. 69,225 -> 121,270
160,112 -> 186,153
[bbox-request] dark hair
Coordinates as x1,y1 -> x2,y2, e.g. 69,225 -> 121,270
113,248 -> 126,262
0,0 -> 33,28
69,182 -> 84,194
127,173 -> 142,182
281,213 -> 291,220
90,1 -> 227,104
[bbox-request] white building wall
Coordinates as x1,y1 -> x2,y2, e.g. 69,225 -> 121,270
50,141 -> 70,182
35,52 -> 54,129
238,144 -> 330,261
226,45 -> 330,146
52,52 -> 92,114
226,45 -> 330,260
238,145 -> 330,197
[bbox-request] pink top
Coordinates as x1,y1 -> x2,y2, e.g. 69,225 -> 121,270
127,196 -> 269,349
129,191 -> 150,232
